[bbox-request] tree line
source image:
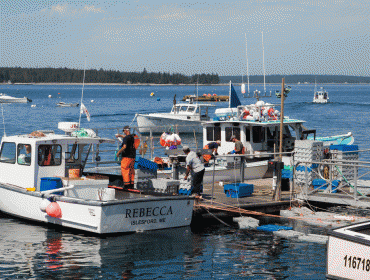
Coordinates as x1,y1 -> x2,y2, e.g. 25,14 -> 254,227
0,67 -> 220,84
220,74 -> 370,84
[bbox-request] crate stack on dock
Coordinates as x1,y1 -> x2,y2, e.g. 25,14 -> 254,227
134,156 -> 158,191
293,140 -> 323,187
329,145 -> 359,183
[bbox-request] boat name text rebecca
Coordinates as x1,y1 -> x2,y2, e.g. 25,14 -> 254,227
125,206 -> 173,218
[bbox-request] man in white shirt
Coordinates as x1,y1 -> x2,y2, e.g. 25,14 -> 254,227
183,146 -> 205,199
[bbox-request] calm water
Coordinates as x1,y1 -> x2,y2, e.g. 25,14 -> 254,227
0,83 -> 369,279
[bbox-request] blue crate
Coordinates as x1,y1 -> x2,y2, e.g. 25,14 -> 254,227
312,179 -> 339,193
330,144 -> 358,154
224,183 -> 254,198
134,156 -> 158,171
256,225 -> 293,232
282,170 -> 293,179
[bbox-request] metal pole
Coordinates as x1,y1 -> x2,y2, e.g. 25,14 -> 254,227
279,78 -> 285,159
150,129 -> 153,160
211,156 -> 216,204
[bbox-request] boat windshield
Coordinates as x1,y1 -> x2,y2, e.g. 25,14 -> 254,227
187,106 -> 195,112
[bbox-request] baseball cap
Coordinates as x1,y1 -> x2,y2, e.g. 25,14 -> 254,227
230,135 -> 236,141
182,145 -> 190,151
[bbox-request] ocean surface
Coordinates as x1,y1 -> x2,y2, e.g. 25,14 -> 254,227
0,83 -> 369,279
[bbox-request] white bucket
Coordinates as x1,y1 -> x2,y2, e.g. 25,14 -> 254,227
97,188 -> 116,201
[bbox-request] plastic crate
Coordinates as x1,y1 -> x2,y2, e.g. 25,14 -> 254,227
312,179 -> 339,193
224,183 -> 254,198
134,156 -> 158,171
256,225 -> 293,232
282,170 -> 293,179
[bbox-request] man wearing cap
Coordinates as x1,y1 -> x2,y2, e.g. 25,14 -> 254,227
183,146 -> 205,199
116,126 -> 136,189
228,135 -> 244,154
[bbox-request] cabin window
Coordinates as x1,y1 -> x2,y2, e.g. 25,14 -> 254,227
180,106 -> 187,112
38,144 -> 62,166
66,143 -> 79,163
245,127 -> 251,141
225,127 -> 240,142
253,126 -> 265,143
17,144 -> 32,166
0,142 -> 16,164
187,107 -> 195,112
206,127 -> 221,141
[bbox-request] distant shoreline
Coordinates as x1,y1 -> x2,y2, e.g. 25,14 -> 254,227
3,82 -> 369,86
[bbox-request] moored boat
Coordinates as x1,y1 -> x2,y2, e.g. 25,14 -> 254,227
0,93 -> 31,103
0,122 -> 194,234
327,221 -> 370,280
136,102 -> 215,134
57,102 -> 79,107
313,87 -> 329,103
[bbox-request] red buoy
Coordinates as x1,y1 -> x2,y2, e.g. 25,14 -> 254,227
46,202 -> 62,218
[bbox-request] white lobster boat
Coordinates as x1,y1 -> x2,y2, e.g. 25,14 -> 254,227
0,93 -> 31,103
313,87 -> 329,103
0,122 -> 194,234
327,221 -> 370,280
136,103 -> 215,134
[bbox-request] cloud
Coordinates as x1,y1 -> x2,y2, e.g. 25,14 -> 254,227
45,4 -> 104,18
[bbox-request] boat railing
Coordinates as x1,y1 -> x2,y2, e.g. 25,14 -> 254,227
294,149 -> 370,206
85,125 -> 202,168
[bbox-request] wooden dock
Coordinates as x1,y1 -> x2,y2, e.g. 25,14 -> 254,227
194,178 -> 296,216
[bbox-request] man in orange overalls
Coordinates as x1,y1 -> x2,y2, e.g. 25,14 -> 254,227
116,126 -> 136,189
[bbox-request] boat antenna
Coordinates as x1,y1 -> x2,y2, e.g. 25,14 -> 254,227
245,33 -> 250,96
78,57 -> 87,128
1,103 -> 6,137
262,31 -> 266,95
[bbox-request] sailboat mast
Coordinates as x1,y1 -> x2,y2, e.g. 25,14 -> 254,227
262,31 -> 266,94
246,34 -> 250,94
78,57 -> 87,127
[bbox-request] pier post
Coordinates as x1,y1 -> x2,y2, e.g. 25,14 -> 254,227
150,129 -> 153,160
240,156 -> 245,182
275,78 -> 285,201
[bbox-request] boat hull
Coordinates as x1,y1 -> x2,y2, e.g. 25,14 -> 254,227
0,97 -> 30,103
137,114 -> 204,134
327,222 -> 370,280
0,183 -> 194,234
313,99 -> 328,103
157,161 -> 269,184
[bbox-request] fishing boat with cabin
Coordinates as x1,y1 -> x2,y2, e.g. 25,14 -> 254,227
0,122 -> 194,234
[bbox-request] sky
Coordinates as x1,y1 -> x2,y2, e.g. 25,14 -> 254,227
0,0 -> 369,76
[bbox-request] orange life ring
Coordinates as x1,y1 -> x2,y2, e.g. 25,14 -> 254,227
203,144 -> 212,163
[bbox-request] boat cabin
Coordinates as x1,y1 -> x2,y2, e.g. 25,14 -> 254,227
203,101 -> 306,156
0,128 -> 113,190
170,103 -> 214,121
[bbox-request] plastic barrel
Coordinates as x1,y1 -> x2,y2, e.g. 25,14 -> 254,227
40,177 -> 63,195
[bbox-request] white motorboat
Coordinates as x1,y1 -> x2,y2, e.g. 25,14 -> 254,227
327,221 -> 370,280
0,93 -> 31,103
0,122 -> 194,234
136,102 -> 215,134
313,87 -> 329,103
57,102 -> 79,107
